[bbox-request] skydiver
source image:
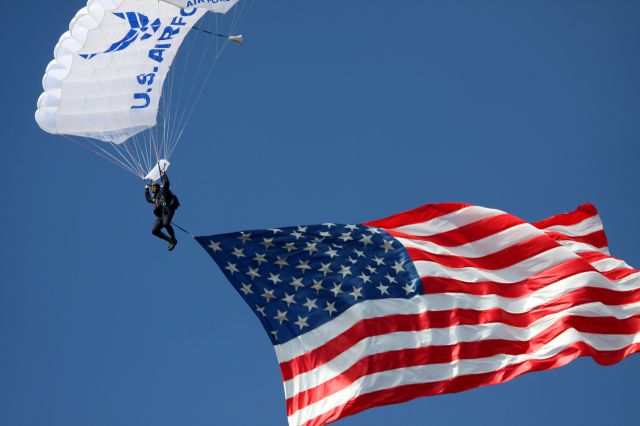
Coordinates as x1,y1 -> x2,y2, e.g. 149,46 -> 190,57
145,170 -> 180,251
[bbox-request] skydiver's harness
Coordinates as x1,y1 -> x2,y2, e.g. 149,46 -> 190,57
164,192 -> 181,210
154,191 -> 192,239
169,197 -> 180,211
153,187 -> 180,216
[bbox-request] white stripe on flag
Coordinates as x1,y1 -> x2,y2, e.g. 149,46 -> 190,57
288,328 -> 640,425
391,206 -> 504,236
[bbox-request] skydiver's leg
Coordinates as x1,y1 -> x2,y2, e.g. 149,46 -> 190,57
163,209 -> 176,241
152,217 -> 172,242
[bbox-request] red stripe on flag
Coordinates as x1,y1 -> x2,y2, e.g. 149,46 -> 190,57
364,203 -> 471,229
386,213 -> 527,247
603,268 -> 640,281
533,203 -> 599,229
545,230 -> 608,249
578,251 -> 626,265
299,342 -> 640,426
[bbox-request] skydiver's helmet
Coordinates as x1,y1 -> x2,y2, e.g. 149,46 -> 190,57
150,182 -> 160,193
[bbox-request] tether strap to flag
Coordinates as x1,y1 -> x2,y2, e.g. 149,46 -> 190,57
172,222 -> 194,238
192,26 -> 228,38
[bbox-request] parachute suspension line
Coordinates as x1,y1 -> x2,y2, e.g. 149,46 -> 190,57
169,21 -> 218,152
161,33 -> 179,160
173,24 -> 204,146
149,123 -> 159,167
130,137 -> 147,177
109,133 -> 144,177
148,123 -> 161,164
153,15 -> 204,168
133,132 -> 147,175
164,59 -> 178,161
109,141 -> 145,178
160,71 -> 170,161
170,1 -> 252,156
233,0 -> 253,30
159,31 -> 183,163
159,72 -> 172,164
120,134 -> 145,177
144,118 -> 161,168
171,34 -> 232,155
66,98 -> 144,178
171,10 -> 227,153
156,60 -> 168,163
121,142 -> 146,178
62,136 -> 141,178
158,6 -> 179,162
159,17 -> 203,164
146,131 -> 156,175
130,134 -> 147,178
144,132 -> 154,174
140,135 -> 152,176
229,0 -> 253,38
134,113 -> 153,172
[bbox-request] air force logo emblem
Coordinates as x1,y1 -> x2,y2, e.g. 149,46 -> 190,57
80,12 -> 161,60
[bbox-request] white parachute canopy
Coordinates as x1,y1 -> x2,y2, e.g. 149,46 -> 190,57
162,0 -> 239,14
35,0 -> 243,178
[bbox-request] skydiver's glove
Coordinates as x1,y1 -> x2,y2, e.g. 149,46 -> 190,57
145,184 -> 150,190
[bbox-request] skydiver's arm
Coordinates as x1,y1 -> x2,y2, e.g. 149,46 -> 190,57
145,186 -> 153,203
161,171 -> 170,191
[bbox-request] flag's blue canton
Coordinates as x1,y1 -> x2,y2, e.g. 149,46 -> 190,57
197,224 -> 422,344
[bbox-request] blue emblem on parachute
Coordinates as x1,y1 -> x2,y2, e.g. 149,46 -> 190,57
80,12 -> 161,60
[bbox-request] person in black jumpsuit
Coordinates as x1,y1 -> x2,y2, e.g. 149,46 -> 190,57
145,170 -> 179,251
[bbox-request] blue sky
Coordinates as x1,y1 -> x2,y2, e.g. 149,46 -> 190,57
2,1 -> 639,425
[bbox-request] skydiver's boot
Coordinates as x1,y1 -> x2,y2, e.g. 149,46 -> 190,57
168,239 -> 178,251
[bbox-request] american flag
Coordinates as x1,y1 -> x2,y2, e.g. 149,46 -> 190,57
196,202 -> 640,426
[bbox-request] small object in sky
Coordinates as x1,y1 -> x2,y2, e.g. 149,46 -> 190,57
228,34 -> 243,45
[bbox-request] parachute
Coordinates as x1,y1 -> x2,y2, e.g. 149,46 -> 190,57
35,0 -> 248,180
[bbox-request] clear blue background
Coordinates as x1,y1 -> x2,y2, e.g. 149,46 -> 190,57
2,1 -> 639,425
